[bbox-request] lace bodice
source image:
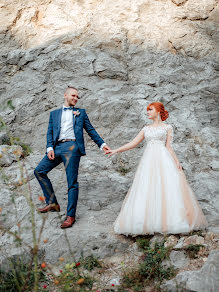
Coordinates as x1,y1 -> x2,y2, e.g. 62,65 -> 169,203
143,124 -> 173,147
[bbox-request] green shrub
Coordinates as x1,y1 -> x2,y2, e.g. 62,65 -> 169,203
0,257 -> 46,292
120,239 -> 176,291
184,244 -> 205,259
136,237 -> 150,250
116,166 -> 131,176
80,255 -> 102,271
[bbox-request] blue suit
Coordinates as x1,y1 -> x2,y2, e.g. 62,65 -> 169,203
34,107 -> 104,217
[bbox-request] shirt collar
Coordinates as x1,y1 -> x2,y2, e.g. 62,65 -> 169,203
63,105 -> 73,110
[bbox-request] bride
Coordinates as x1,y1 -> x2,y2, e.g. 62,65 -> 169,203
108,102 -> 208,236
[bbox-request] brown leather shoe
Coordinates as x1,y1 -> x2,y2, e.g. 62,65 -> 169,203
38,203 -> 60,213
60,216 -> 75,229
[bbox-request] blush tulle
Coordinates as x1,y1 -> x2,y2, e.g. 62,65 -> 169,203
113,125 -> 208,236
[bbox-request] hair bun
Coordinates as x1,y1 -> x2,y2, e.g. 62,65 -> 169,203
146,102 -> 169,121
161,110 -> 169,121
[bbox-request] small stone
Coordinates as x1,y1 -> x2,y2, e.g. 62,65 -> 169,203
0,145 -> 23,167
87,201 -> 101,211
183,235 -> 205,247
169,250 -> 190,269
164,235 -> 178,248
109,278 -> 120,286
150,235 -> 165,248
204,232 -> 215,241
174,237 -> 185,249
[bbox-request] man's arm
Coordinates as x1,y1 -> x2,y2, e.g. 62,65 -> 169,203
46,112 -> 54,149
46,112 -> 55,159
83,110 -> 107,150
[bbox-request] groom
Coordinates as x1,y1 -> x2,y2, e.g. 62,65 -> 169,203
34,86 -> 110,228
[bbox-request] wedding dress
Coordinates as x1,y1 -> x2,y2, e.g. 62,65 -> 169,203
113,124 -> 208,236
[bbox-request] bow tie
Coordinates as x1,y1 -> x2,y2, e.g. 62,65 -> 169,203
63,107 -> 74,111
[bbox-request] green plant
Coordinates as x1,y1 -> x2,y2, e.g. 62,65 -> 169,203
184,244 -> 205,259
0,257 -> 46,292
136,237 -> 150,250
188,230 -> 204,237
121,269 -> 145,292
120,240 -> 176,291
0,116 -> 31,157
18,142 -> 32,157
139,241 -> 175,282
9,136 -> 32,157
7,100 -> 15,110
80,255 -> 102,271
116,166 -> 131,176
0,117 -> 7,131
53,263 -> 95,291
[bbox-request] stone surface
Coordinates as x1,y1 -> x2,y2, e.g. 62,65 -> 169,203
164,235 -> 179,248
183,235 -> 205,247
109,278 -> 120,286
169,250 -> 190,269
0,0 -> 218,267
161,250 -> 219,292
149,235 -> 165,248
174,237 -> 185,249
0,145 -> 23,166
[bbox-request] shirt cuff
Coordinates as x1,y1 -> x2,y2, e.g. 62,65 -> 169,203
100,143 -> 106,150
47,147 -> 54,153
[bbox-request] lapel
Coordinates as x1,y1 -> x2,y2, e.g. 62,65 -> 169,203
73,107 -> 76,128
57,107 -> 79,134
57,108 -> 62,134
73,108 -> 81,128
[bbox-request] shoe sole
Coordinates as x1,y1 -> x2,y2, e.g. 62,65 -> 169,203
38,209 -> 60,213
60,221 -> 76,229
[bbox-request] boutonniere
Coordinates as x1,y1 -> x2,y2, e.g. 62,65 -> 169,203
73,110 -> 80,117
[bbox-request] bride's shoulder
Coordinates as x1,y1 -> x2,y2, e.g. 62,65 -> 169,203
164,124 -> 173,131
142,124 -> 149,130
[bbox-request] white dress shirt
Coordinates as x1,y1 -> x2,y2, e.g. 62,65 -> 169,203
59,106 -> 76,141
47,106 -> 106,153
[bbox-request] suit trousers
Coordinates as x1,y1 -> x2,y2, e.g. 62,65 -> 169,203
34,141 -> 81,217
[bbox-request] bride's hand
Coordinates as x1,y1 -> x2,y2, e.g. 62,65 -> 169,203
107,149 -> 118,157
176,161 -> 182,171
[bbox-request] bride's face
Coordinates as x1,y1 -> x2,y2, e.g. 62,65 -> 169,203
147,106 -> 158,120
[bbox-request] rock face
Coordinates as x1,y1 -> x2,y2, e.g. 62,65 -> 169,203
161,250 -> 219,292
0,145 -> 23,166
0,0 -> 218,265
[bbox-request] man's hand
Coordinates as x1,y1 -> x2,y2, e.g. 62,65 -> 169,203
103,145 -> 111,155
47,150 -> 55,160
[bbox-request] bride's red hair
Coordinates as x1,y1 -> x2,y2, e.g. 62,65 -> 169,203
147,102 -> 169,121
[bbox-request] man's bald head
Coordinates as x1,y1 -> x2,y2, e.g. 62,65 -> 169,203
64,86 -> 80,107
65,86 -> 78,95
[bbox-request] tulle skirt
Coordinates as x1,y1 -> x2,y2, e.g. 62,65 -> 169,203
113,142 -> 208,236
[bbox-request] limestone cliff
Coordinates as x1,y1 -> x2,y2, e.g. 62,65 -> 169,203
0,0 -> 218,267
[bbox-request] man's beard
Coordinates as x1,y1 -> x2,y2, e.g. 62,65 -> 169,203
69,100 -> 76,106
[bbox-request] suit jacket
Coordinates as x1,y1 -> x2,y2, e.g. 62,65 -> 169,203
46,107 -> 104,156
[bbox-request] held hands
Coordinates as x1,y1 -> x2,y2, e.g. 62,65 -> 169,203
102,145 -> 118,157
107,149 -> 118,157
103,145 -> 111,154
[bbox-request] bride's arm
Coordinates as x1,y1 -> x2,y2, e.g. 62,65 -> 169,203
166,128 -> 182,170
109,129 -> 144,156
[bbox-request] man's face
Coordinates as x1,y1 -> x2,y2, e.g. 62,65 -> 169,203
64,89 -> 79,106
